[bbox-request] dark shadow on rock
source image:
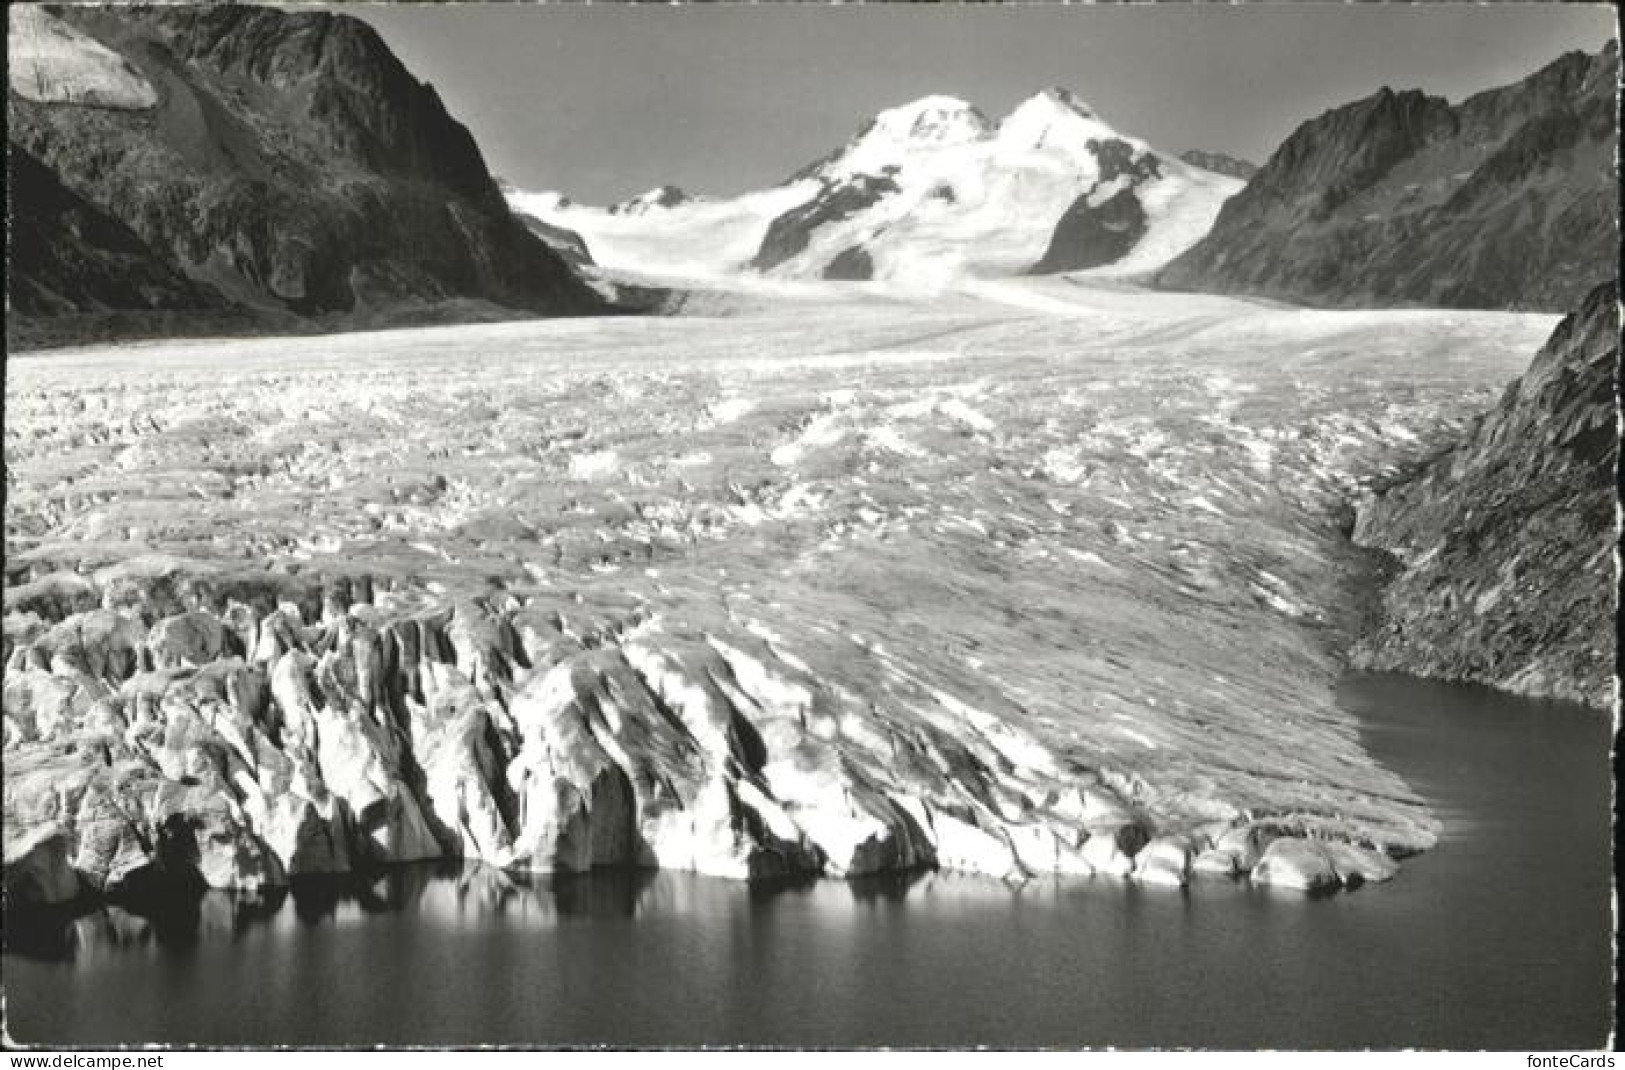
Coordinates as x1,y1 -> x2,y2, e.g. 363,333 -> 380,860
1030,187 -> 1149,274
727,708 -> 769,775
104,814 -> 208,949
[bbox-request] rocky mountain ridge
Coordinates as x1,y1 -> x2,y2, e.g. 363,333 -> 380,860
1178,149 -> 1258,180
1157,44 -> 1619,311
7,4 -> 606,348
610,185 -> 691,215
1352,281 -> 1619,708
9,143 -> 229,317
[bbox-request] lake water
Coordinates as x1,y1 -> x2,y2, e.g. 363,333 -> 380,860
3,673 -> 1612,1048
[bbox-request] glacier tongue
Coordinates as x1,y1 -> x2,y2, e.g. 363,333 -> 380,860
1,565 -> 1136,887
6,282 -> 1561,905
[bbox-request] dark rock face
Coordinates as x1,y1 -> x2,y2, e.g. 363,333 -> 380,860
823,245 -> 874,281
1178,150 -> 1259,180
1352,281 -> 1619,708
752,172 -> 900,273
608,185 -> 689,215
1158,45 -> 1618,311
512,210 -> 596,272
1032,188 -> 1149,274
8,4 -> 605,345
1090,138 -> 1162,185
7,145 -> 227,316
1029,139 -> 1160,274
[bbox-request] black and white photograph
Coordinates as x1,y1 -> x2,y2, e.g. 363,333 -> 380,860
2,0 -> 1618,1052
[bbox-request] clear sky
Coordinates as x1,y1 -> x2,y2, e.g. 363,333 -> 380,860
343,2 -> 1618,203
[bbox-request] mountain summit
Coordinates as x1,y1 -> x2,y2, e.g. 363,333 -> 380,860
9,4 -> 605,347
1157,44 -> 1618,311
854,95 -> 993,150
752,89 -> 1242,283
511,89 -> 1243,285
995,88 -> 1109,152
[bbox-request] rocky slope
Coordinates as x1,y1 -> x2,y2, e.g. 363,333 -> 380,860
1028,134 -> 1167,274
1158,44 -> 1618,311
505,199 -> 597,273
1352,281 -> 1619,708
610,185 -> 690,216
1178,150 -> 1258,180
7,4 -> 605,347
8,144 -> 227,317
508,90 -> 1241,285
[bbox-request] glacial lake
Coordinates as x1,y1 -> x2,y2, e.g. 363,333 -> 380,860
3,673 -> 1612,1049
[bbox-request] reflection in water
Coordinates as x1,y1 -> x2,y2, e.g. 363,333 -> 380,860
4,904 -> 88,963
76,908 -> 153,958
288,877 -> 344,926
9,861 -> 993,964
846,870 -> 929,905
549,867 -> 658,919
3,887 -> 297,964
2,676 -> 1612,1048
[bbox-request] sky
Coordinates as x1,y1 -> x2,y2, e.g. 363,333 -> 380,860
343,2 -> 1618,203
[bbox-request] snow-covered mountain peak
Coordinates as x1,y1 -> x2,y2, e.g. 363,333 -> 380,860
505,84 -> 1243,285
863,95 -> 993,147
998,88 -> 1121,152
823,95 -> 994,178
1033,86 -> 1100,119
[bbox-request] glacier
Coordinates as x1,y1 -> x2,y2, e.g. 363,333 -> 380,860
2,279 -> 1559,902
